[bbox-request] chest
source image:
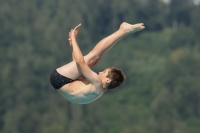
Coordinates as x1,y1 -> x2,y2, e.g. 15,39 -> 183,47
63,80 -> 102,104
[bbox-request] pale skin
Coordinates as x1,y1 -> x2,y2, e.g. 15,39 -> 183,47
56,22 -> 145,104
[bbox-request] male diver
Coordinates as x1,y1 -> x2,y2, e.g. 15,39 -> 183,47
50,22 -> 145,104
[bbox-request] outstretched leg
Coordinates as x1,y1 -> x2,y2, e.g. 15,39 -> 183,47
89,22 -> 145,57
56,22 -> 145,80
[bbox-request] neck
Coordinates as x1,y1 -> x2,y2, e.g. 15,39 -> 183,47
102,83 -> 108,92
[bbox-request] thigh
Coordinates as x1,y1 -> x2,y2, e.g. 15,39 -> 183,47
56,53 -> 101,80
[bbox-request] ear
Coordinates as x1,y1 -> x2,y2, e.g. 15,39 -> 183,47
106,78 -> 111,84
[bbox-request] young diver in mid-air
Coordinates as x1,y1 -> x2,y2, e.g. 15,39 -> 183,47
50,22 -> 145,104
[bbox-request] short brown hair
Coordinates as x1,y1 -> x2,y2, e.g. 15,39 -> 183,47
106,66 -> 126,90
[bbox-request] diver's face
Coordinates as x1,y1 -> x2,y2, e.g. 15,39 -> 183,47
99,69 -> 109,79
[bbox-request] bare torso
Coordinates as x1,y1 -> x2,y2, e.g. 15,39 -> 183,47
57,78 -> 104,104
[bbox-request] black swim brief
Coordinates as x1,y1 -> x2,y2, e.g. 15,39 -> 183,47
50,70 -> 74,89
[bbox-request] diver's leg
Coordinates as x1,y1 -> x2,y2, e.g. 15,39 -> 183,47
88,22 -> 145,57
56,54 -> 99,80
56,22 -> 145,80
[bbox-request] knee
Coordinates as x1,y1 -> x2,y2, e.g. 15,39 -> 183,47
84,52 -> 101,67
88,56 -> 101,67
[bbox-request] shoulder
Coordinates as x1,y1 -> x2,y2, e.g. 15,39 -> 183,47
89,82 -> 104,95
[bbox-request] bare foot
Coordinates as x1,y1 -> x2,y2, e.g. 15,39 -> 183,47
119,22 -> 145,34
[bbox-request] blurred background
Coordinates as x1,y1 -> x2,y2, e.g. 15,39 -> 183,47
1,0 -> 200,133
